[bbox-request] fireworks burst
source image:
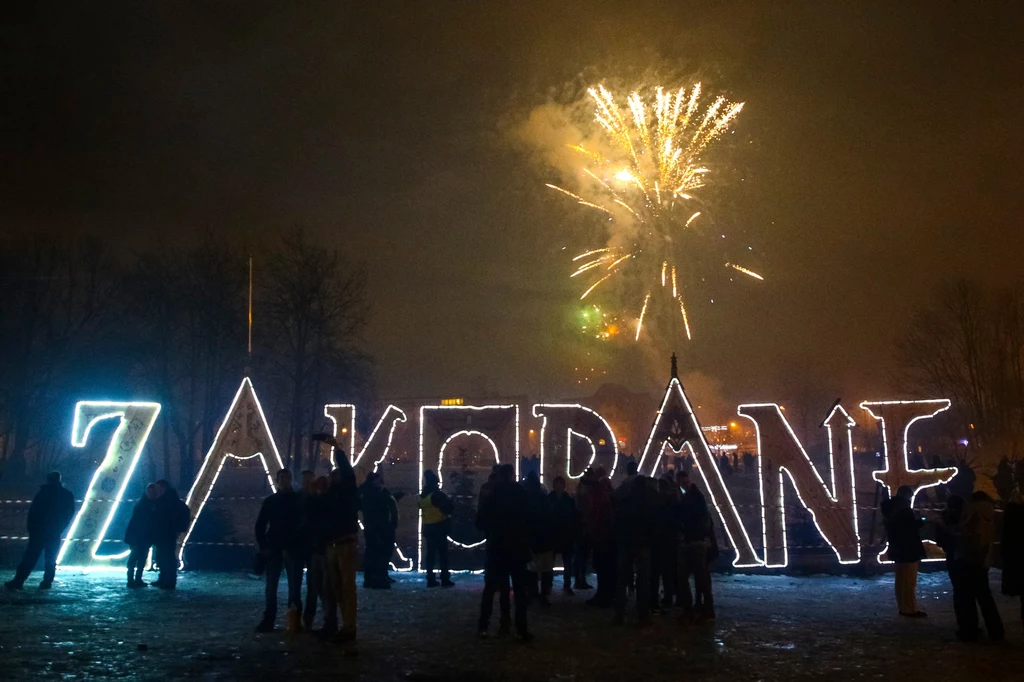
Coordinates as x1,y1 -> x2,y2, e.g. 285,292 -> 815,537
549,82 -> 762,340
578,304 -> 622,341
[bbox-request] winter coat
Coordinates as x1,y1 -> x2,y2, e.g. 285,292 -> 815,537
305,494 -> 331,555
153,487 -> 190,545
323,479 -> 361,542
522,478 -> 554,552
614,476 -> 659,549
255,490 -> 302,553
675,484 -> 712,544
961,496 -> 996,567
882,498 -> 925,563
419,486 -> 454,526
1001,502 -> 1024,596
124,497 -> 157,548
360,483 -> 398,539
549,490 -> 578,548
584,479 -> 614,547
476,480 -> 530,563
26,482 -> 76,540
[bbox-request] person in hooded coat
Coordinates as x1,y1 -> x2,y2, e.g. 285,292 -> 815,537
954,491 -> 1004,641
419,470 -> 455,588
151,479 -> 190,590
5,471 -> 75,590
360,471 -> 399,589
477,464 -> 532,640
881,485 -> 927,617
549,475 -> 578,596
124,483 -> 159,588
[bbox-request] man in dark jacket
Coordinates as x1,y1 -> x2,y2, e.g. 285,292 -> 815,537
650,475 -> 679,610
152,479 -> 190,590
419,470 -> 455,588
255,468 -> 304,633
613,472 -> 658,625
882,485 -> 927,617
676,469 -> 714,622
360,472 -> 398,589
302,476 -> 330,632
322,447 -> 361,642
1001,499 -> 1024,629
5,471 -> 75,590
549,476 -> 578,596
124,483 -> 159,588
522,471 -> 554,604
954,491 -> 1004,641
477,464 -> 532,640
585,468 -> 616,607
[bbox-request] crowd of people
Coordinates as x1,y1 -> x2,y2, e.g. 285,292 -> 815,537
883,484 -> 1018,642
6,454 -> 1024,648
2,473 -> 189,591
470,460 -> 719,639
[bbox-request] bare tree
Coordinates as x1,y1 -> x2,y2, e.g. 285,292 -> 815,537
258,230 -> 373,474
0,236 -> 123,480
897,279 -> 1024,471
126,239 -> 247,484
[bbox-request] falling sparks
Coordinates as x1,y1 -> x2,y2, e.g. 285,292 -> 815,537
678,297 -> 692,340
726,263 -> 764,280
579,304 -> 621,341
635,292 -> 652,341
547,82 -> 763,341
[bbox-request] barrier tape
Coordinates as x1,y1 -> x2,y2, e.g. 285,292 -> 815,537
0,535 -> 884,551
0,500 -> 951,512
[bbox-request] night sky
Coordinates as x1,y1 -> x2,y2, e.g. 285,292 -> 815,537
3,2 -> 1023,412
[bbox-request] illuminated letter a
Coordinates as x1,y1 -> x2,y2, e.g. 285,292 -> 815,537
637,364 -> 760,568
177,378 -> 284,566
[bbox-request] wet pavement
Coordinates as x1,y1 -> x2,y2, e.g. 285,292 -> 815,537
1,569 -> 1022,681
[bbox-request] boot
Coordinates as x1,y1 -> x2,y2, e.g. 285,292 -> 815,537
286,607 -> 303,634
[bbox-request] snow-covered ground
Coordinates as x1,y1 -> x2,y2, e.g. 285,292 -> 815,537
0,570 -> 1022,681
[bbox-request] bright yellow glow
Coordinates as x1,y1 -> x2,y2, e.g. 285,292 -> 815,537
548,82 -> 762,342
635,292 -> 652,341
726,263 -> 764,280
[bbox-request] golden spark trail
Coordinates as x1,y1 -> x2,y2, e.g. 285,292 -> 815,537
605,253 -> 633,271
574,248 -> 610,261
545,80 -> 763,341
545,184 -> 613,214
726,263 -> 764,280
580,273 -> 614,300
571,258 -> 611,277
636,292 -> 652,341
678,297 -> 692,340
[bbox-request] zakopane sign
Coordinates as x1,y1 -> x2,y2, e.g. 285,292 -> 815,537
59,366 -> 958,572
